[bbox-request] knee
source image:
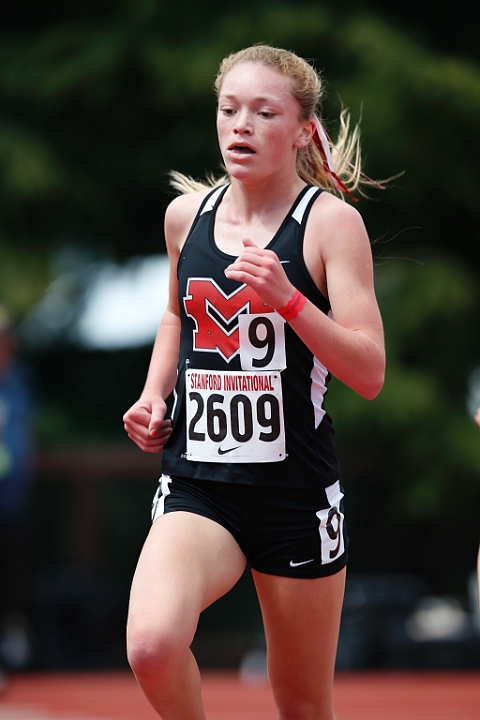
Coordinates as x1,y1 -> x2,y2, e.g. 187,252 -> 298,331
127,625 -> 186,680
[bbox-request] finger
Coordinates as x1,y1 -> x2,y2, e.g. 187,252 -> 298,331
123,405 -> 151,427
148,403 -> 170,435
125,427 -> 171,451
240,248 -> 281,269
124,417 -> 170,439
224,267 -> 260,284
124,419 -> 150,437
124,424 -> 154,445
129,440 -> 165,454
149,418 -> 172,438
238,251 -> 270,266
242,237 -> 258,248
225,253 -> 271,276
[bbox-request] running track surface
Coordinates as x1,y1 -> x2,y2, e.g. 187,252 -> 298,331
0,671 -> 479,720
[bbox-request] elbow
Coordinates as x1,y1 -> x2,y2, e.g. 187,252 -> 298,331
336,343 -> 386,400
361,378 -> 384,400
355,356 -> 385,401
360,364 -> 385,401
344,372 -> 384,401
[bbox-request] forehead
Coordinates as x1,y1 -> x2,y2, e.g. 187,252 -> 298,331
218,62 -> 296,104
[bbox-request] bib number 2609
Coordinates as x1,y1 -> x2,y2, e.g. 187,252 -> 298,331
185,369 -> 286,463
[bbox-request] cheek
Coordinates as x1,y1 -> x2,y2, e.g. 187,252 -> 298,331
263,129 -> 295,155
216,116 -> 230,141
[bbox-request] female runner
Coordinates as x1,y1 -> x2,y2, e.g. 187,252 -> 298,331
123,45 -> 385,720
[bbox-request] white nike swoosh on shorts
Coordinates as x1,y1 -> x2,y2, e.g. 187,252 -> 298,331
289,558 -> 315,567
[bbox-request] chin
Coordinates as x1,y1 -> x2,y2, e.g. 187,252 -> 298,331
226,166 -> 258,183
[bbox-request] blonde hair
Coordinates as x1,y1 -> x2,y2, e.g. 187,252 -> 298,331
170,45 -> 372,198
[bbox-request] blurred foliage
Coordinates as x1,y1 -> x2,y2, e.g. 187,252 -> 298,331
1,0 -> 479,592
328,253 -> 480,590
1,0 -> 479,266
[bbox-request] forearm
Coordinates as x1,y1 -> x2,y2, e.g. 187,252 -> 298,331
140,309 -> 181,401
223,226 -> 385,399
288,299 -> 385,400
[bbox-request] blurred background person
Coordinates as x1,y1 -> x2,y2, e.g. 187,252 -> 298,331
475,407 -> 480,613
0,304 -> 35,683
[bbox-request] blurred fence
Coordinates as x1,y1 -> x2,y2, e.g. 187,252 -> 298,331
5,445 -> 478,673
27,445 -> 160,669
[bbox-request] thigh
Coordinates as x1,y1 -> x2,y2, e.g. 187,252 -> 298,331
128,510 -> 247,647
253,567 -> 346,720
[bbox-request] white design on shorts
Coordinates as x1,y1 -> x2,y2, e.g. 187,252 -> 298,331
316,480 -> 345,564
151,474 -> 172,523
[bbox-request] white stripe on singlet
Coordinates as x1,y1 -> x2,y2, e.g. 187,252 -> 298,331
291,186 -> 320,225
199,185 -> 228,215
310,355 -> 328,428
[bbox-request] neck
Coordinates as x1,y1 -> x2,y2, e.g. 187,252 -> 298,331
226,172 -> 306,220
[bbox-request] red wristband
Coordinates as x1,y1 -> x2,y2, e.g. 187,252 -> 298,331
276,289 -> 306,320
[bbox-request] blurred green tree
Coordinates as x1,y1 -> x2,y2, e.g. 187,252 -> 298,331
1,2 -> 479,272
329,254 -> 480,590
0,0 -> 479,593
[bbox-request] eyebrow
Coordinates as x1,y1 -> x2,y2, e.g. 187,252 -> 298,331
218,93 -> 283,104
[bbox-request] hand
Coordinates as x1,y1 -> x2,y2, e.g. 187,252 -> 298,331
123,397 -> 172,453
224,238 -> 295,309
474,407 -> 480,428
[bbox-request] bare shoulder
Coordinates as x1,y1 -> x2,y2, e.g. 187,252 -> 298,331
164,188 -> 213,254
304,190 -> 376,301
309,191 -> 370,256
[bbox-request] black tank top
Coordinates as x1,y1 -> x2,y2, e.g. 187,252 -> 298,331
161,184 -> 341,489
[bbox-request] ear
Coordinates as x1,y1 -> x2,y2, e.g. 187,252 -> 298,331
293,118 -> 315,149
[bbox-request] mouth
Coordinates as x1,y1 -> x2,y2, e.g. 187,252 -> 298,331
228,144 -> 256,155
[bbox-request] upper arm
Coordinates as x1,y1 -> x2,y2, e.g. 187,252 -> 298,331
311,197 -> 384,347
163,190 -> 210,316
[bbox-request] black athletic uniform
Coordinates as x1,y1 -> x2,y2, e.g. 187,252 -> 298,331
155,184 -> 348,578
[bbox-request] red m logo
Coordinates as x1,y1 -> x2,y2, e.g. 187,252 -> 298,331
184,279 -> 274,361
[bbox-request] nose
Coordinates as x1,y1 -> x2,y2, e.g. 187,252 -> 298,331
233,109 -> 252,135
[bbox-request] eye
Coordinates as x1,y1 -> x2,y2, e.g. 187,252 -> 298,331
259,111 -> 274,118
220,107 -> 236,116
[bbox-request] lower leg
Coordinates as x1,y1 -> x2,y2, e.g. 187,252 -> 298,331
253,568 -> 346,720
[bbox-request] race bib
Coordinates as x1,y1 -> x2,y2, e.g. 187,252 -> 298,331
185,368 -> 286,463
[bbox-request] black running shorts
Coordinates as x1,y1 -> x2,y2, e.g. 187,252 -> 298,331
151,474 -> 348,578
